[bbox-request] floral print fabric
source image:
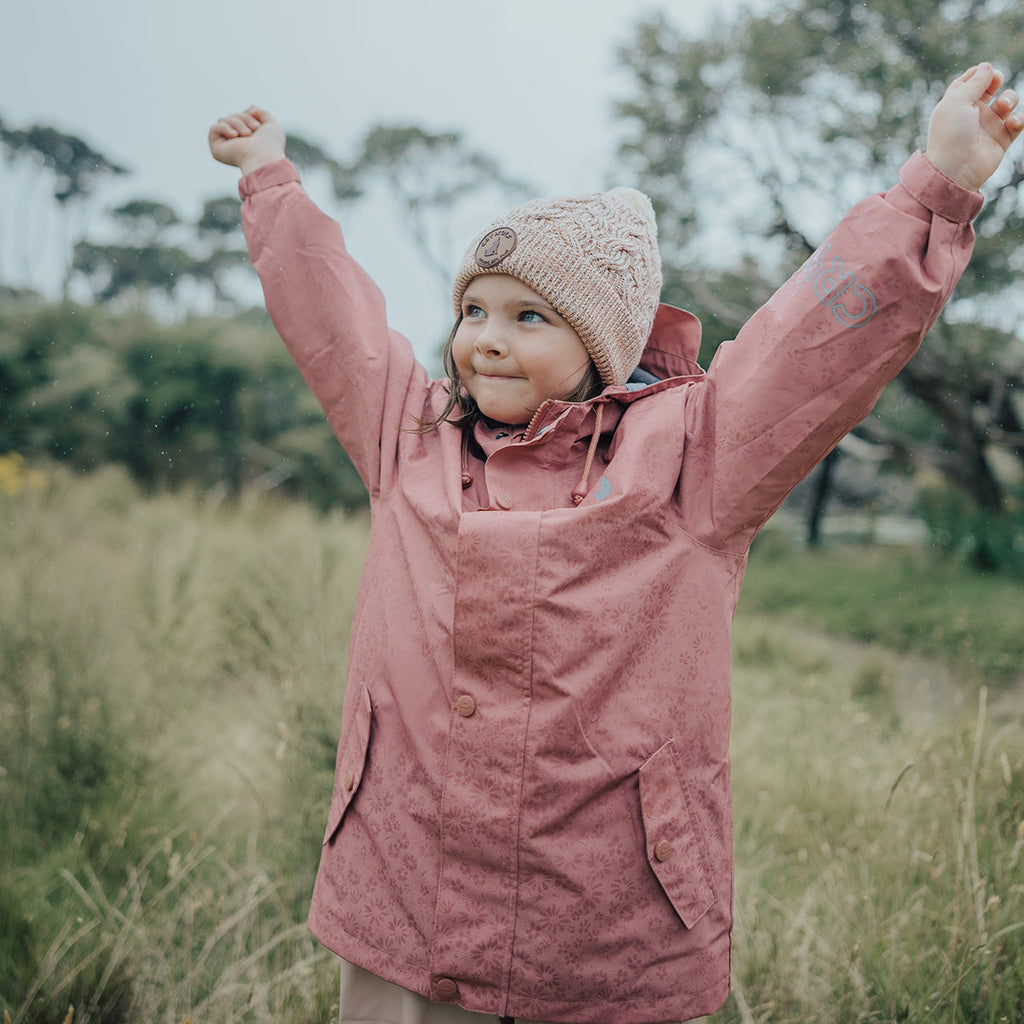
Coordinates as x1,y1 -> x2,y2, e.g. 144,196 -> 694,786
239,153 -> 980,1023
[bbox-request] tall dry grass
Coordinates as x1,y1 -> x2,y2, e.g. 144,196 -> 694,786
1,465 -> 366,1022
722,622 -> 1024,1022
2,464 -> 1022,1022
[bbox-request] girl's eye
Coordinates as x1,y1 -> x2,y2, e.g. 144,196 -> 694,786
519,310 -> 547,324
464,304 -> 485,318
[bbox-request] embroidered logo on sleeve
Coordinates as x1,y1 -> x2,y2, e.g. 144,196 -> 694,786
798,241 -> 877,328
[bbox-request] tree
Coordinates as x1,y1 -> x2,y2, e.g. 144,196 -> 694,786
194,195 -> 251,309
0,123 -> 128,204
0,116 -> 128,293
109,198 -> 181,243
62,121 -> 522,318
70,239 -> 196,308
286,132 -> 362,204
70,195 -> 253,313
351,124 -> 531,290
615,1 -> 1024,562
279,123 -> 529,294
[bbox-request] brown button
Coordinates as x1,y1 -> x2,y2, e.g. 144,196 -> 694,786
343,770 -> 355,791
654,839 -> 674,862
495,491 -> 513,510
455,694 -> 477,718
435,976 -> 459,1001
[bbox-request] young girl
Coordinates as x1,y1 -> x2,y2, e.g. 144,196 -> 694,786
209,64 -> 1021,1024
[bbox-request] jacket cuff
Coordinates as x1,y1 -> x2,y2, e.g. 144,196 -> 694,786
237,158 -> 301,200
898,150 -> 984,224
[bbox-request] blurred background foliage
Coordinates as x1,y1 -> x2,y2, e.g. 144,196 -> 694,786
615,0 -> 1024,572
2,0 -> 1024,560
0,302 -> 368,512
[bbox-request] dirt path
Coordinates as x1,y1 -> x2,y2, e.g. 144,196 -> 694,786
771,621 -> 1024,726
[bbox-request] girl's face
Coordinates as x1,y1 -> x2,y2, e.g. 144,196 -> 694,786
452,275 -> 592,426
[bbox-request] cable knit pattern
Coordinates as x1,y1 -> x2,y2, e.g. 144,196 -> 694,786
452,190 -> 662,385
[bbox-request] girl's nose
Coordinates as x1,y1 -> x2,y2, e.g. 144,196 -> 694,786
475,321 -> 508,357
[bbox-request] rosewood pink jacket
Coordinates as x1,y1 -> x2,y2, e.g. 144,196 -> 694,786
239,154 -> 980,1023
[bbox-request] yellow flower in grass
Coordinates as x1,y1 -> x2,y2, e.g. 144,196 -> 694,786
0,453 -> 46,496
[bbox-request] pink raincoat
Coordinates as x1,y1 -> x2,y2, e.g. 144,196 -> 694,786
239,153 -> 981,1023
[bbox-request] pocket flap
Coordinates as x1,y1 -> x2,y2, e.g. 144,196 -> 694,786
323,684 -> 373,845
639,739 -> 717,929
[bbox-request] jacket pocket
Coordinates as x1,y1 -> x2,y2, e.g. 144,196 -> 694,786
638,739 -> 717,929
322,684 -> 373,845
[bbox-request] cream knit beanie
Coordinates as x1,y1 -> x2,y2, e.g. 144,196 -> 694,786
451,187 -> 662,386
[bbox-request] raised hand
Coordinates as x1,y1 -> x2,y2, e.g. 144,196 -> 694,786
926,63 -> 1023,192
208,106 -> 287,175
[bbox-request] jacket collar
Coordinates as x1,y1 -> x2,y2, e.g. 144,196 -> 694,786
637,303 -> 704,381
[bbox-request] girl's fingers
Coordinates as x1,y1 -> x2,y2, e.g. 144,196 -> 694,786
1005,101 -> 1024,136
210,119 -> 238,139
981,69 -> 1004,101
994,89 -> 1019,115
221,114 -> 255,137
989,89 -> 1022,140
212,108 -> 271,138
239,108 -> 265,129
952,62 -> 1003,101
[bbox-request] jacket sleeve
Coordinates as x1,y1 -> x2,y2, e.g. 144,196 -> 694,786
697,150 -> 982,547
238,159 -> 428,497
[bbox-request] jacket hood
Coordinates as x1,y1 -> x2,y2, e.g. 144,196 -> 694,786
637,303 -> 704,381
521,302 -> 704,440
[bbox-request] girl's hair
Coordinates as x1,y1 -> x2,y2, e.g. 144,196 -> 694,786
417,316 -> 605,434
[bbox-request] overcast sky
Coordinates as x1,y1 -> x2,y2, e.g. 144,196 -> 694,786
0,0 -> 757,362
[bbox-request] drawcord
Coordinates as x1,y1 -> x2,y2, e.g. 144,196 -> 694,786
460,403 -> 605,505
460,430 -> 473,489
571,402 -> 604,506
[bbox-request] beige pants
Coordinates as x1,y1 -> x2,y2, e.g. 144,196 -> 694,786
337,958 -> 561,1024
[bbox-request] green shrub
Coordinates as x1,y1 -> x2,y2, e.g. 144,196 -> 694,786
0,300 -> 368,511
741,537 -> 1024,684
919,483 -> 1024,578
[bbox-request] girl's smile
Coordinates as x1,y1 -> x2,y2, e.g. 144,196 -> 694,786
452,274 -> 592,425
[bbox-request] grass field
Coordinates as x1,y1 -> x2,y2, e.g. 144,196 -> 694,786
1,465 -> 1022,1023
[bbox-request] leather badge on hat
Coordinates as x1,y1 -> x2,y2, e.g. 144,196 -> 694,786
474,227 -> 517,268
